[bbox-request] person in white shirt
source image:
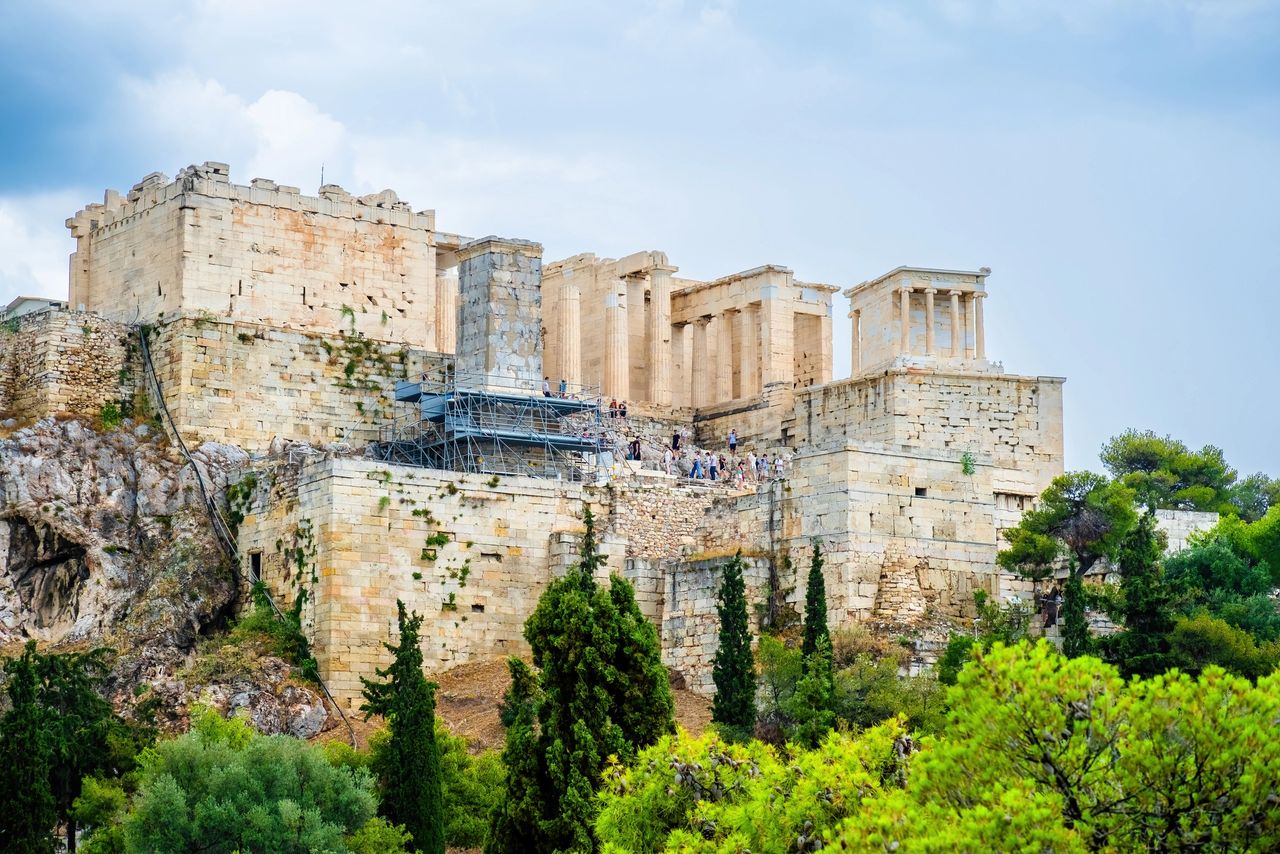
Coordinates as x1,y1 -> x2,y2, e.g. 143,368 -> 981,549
663,447 -> 674,475
746,452 -> 756,481
774,455 -> 785,478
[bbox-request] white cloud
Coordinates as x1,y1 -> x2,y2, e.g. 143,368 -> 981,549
0,192 -> 80,306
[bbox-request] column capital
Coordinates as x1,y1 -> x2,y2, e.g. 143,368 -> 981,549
949,289 -> 964,296
899,285 -> 914,294
649,264 -> 679,275
972,290 -> 987,299
923,287 -> 938,295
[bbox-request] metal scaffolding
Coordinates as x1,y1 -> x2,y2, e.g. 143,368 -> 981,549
374,367 -> 606,481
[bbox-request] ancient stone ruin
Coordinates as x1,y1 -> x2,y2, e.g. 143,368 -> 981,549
3,160 -> 1169,708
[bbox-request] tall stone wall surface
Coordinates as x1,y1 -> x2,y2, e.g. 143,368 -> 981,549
793,369 -> 1065,496
609,482 -> 721,560
0,309 -> 135,422
456,237 -> 543,389
147,317 -> 441,452
1153,509 -> 1220,553
67,163 -> 443,348
237,457 -> 594,706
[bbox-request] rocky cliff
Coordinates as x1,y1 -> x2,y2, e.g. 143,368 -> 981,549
0,417 -> 332,737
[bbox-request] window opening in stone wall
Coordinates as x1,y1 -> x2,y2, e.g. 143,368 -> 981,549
471,603 -> 485,613
915,487 -> 927,497
249,550 -> 262,579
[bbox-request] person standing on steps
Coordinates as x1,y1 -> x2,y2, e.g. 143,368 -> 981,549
542,376 -> 552,397
690,452 -> 703,479
609,399 -> 618,418
558,377 -> 567,398
672,430 -> 681,451
728,428 -> 738,454
746,451 -> 756,482
774,455 -> 785,479
708,451 -> 718,481
619,400 -> 629,419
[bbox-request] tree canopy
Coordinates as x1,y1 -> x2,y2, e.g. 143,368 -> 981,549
711,551 -> 756,736
1100,428 -> 1238,513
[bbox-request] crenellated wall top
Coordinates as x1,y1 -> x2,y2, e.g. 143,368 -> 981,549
65,160 -> 437,238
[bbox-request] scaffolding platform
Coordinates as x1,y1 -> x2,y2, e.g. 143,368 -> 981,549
374,369 -> 606,480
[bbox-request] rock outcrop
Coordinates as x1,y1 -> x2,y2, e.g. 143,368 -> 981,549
0,417 -> 332,737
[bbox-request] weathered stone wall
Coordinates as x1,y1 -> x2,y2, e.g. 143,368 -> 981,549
148,316 -> 441,452
237,457 -> 596,706
67,163 -> 443,348
609,482 -> 719,560
1154,508 -> 1219,553
456,237 -> 543,389
792,369 -> 1065,496
0,309 -> 135,422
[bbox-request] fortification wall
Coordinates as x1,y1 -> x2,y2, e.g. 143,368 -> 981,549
792,370 -> 1065,496
0,309 -> 135,422
147,317 -> 441,452
68,164 -> 443,348
237,457 -> 598,706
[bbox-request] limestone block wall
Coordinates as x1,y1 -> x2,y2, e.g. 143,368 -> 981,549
0,309 -> 135,422
792,370 -> 1065,496
237,457 -> 593,706
658,555 -> 773,693
609,482 -> 720,560
778,442 -> 1000,628
456,238 -> 543,388
68,163 -> 442,348
1154,509 -> 1220,553
147,316 -> 441,452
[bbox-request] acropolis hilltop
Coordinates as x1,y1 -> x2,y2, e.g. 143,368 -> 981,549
4,160 -> 1211,707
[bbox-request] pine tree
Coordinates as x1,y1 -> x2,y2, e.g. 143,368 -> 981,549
0,642 -> 57,854
712,550 -> 756,736
489,505 -> 675,853
801,542 -> 829,667
362,601 -> 444,854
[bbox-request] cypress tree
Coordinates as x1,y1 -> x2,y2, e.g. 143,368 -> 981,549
1100,510 -> 1172,676
362,601 -> 444,854
712,550 -> 756,735
490,505 -> 674,853
485,658 -> 547,854
0,642 -> 57,854
800,542 -> 829,667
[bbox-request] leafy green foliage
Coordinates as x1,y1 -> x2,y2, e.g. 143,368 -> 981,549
361,601 -> 444,854
0,641 -> 124,854
938,589 -> 1034,684
487,505 -> 674,853
1227,471 -> 1280,522
711,551 -> 755,736
602,641 -> 1280,851
1167,613 -> 1280,680
0,642 -> 58,853
998,471 -> 1137,655
435,727 -> 503,848
1097,510 -> 1176,677
786,634 -> 836,747
1100,428 -> 1238,512
98,401 -> 124,431
121,708 -> 380,853
597,722 -> 906,854
800,543 -> 828,665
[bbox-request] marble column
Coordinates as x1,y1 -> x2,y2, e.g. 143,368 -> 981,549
738,303 -> 759,398
849,308 -> 861,376
672,322 -> 689,408
949,290 -> 962,358
899,287 -> 912,355
964,294 -> 976,359
924,288 -> 937,356
691,317 -> 710,408
647,265 -> 675,407
604,280 -> 629,400
435,267 -> 458,354
558,275 -> 581,386
716,310 -> 735,403
974,292 -> 986,359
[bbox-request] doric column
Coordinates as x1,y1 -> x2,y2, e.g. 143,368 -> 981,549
849,308 -> 861,375
558,275 -> 581,386
738,304 -> 759,398
691,317 -> 710,408
964,294 -> 976,358
647,265 -> 675,407
435,267 -> 458,354
949,290 -> 962,358
716,310 -> 735,402
974,292 -> 987,359
923,288 -> 937,356
899,287 -> 912,354
604,279 -> 629,400
671,322 -> 689,408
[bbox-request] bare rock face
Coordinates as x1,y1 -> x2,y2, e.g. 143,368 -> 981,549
0,417 -> 331,737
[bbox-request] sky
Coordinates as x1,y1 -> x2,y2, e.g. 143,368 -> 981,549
1,0 -> 1277,474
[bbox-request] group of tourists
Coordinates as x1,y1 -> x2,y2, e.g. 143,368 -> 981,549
656,427 -> 786,486
541,376 -> 579,400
